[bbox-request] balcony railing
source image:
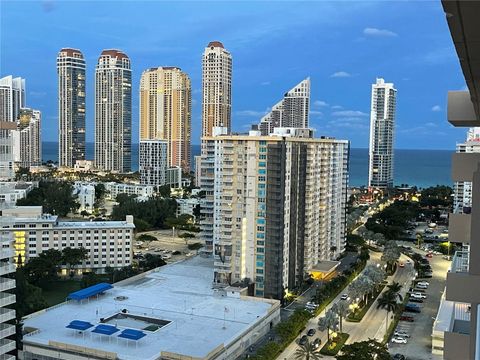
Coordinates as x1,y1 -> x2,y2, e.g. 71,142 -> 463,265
0,309 -> 14,324
0,324 -> 15,340
0,339 -> 15,355
0,279 -> 14,292
0,294 -> 14,308
0,264 -> 14,277
451,251 -> 469,273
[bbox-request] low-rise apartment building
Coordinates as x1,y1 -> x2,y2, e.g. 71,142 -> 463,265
2,206 -> 134,273
104,182 -> 155,201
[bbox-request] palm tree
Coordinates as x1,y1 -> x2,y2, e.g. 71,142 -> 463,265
294,340 -> 323,360
387,281 -> 403,302
381,241 -> 400,273
357,276 -> 374,304
416,233 -> 424,249
318,309 -> 338,343
377,290 -> 398,333
332,301 -> 349,333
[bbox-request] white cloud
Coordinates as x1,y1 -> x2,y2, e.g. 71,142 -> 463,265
331,105 -> 343,110
191,99 -> 198,106
425,122 -> 437,127
330,71 -> 351,78
431,105 -> 441,112
29,91 -> 46,97
310,110 -> 323,117
314,100 -> 329,107
236,110 -> 268,117
363,27 -> 398,37
332,110 -> 368,117
260,81 -> 270,86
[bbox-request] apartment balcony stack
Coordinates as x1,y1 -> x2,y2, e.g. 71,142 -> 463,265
0,220 -> 16,360
441,2 -> 480,359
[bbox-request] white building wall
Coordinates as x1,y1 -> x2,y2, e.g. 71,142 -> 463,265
139,140 -> 167,186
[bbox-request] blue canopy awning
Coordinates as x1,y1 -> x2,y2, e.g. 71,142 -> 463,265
92,324 -> 119,336
118,329 -> 147,341
66,320 -> 94,331
67,283 -> 113,301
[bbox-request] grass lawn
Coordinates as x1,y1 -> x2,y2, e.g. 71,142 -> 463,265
319,333 -> 350,356
347,284 -> 386,322
42,280 -> 81,307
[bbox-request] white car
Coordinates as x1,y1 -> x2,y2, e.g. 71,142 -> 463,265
305,302 -> 318,309
394,331 -> 410,338
340,294 -> 349,300
417,281 -> 430,286
411,293 -> 427,299
416,284 -> 428,289
391,337 -> 408,344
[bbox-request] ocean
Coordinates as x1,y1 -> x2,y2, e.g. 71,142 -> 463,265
42,142 -> 453,188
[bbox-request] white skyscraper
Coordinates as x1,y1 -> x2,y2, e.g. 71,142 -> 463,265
0,75 -> 25,122
258,78 -> 310,135
368,78 -> 396,189
201,41 -> 232,137
18,108 -> 42,167
139,140 -> 168,186
94,49 -> 132,173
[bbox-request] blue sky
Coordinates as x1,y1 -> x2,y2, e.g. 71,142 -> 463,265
0,0 -> 469,149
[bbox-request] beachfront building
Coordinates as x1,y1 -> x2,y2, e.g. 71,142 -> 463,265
2,206 -> 134,273
139,67 -> 191,172
368,78 -> 396,189
57,48 -> 86,167
258,78 -> 310,136
200,127 -> 349,299
21,256 -> 280,360
17,108 -> 41,168
202,41 -> 232,137
73,182 -> 96,213
94,49 -> 132,173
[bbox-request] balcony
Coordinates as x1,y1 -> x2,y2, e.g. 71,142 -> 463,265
0,294 -> 15,308
0,309 -> 14,323
0,339 -> 15,355
447,91 -> 480,127
0,354 -> 15,360
0,250 -> 13,261
451,251 -> 469,273
444,319 -> 471,360
0,279 -> 14,292
446,271 -> 480,303
0,265 -> 14,277
0,324 -> 15,339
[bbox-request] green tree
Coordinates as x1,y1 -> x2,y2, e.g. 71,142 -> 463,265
295,339 -> 323,360
81,272 -> 101,288
318,309 -> 338,343
80,210 -> 90,218
416,233 -> 424,248
377,290 -> 398,333
336,340 -> 391,360
332,301 -> 349,333
381,241 -> 400,273
17,181 -> 79,216
62,247 -> 89,276
386,281 -> 403,302
94,183 -> 106,207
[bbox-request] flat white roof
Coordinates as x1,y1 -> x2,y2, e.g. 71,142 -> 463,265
23,257 -> 278,360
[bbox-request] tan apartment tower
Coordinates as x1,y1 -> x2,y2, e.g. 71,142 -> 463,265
57,48 -> 86,168
94,49 -> 132,173
139,67 -> 191,171
201,41 -> 232,137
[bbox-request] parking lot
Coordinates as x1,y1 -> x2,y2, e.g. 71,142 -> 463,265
133,229 -> 200,264
389,244 -> 450,360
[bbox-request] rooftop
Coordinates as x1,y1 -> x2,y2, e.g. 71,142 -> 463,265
207,41 -> 224,48
23,257 -> 278,360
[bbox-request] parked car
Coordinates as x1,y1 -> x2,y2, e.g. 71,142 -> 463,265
423,272 -> 433,278
443,255 -> 452,261
392,337 -> 408,344
426,253 -> 433,258
393,354 -> 406,360
399,315 -> 415,322
394,330 -> 410,338
307,328 -> 316,336
306,302 -> 318,308
340,294 -> 349,300
410,293 -> 427,299
405,307 -> 421,313
409,298 -> 423,303
416,284 -> 428,289
299,335 -> 308,345
312,338 -> 321,350
417,281 -> 430,286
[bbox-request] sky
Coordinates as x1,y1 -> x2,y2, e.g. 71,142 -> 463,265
0,0 -> 470,149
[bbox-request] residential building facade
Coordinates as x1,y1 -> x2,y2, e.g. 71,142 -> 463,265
94,49 -> 132,173
57,48 -> 86,167
139,140 -> 168,187
0,181 -> 37,209
258,78 -> 310,136
139,67 -> 191,172
73,182 -> 95,213
104,182 -> 154,200
200,127 -> 349,299
2,206 -> 134,273
202,41 -> 232,137
18,108 -> 41,167
0,75 -> 25,122
368,78 -> 396,189
0,219 -> 16,360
